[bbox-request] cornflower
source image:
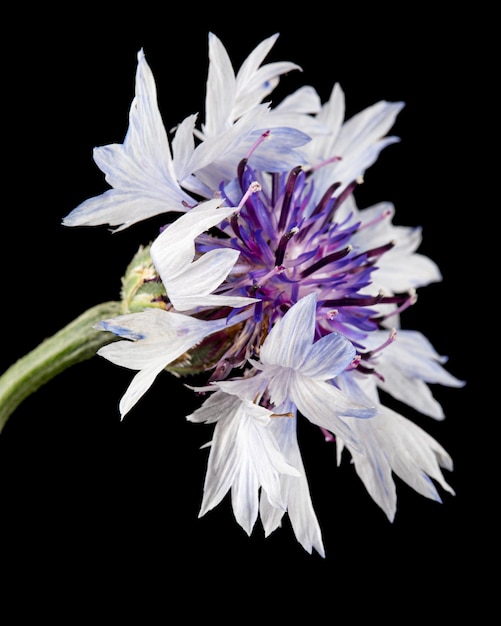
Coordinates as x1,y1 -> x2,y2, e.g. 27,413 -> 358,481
0,33 -> 464,557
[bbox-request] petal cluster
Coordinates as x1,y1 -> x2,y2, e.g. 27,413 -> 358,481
188,293 -> 376,556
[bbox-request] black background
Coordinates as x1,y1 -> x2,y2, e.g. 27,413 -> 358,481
1,5 -> 490,620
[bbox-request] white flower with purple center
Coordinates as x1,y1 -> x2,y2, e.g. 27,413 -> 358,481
63,33 -> 464,556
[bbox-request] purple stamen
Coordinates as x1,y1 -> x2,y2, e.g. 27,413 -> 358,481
357,207 -> 393,232
353,240 -> 396,261
371,290 -> 417,323
275,227 -> 299,266
245,130 -> 271,160
305,155 -> 342,177
301,245 -> 353,278
278,166 -> 303,233
365,329 -> 397,358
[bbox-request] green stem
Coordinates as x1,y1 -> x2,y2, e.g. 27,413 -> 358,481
0,301 -> 122,434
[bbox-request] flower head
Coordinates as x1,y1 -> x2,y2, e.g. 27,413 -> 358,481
64,33 -> 464,556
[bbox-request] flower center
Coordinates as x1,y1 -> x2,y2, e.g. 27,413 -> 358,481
192,157 -> 414,381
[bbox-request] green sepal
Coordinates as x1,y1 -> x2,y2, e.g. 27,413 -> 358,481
121,244 -> 167,313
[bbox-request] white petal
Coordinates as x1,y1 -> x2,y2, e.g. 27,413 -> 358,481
381,330 -> 465,385
194,392 -> 299,536
63,49 -> 191,229
164,248 -> 256,311
203,32 -> 238,137
343,422 -> 397,521
373,253 -> 442,292
274,85 -> 322,116
170,113 -> 197,180
233,33 -> 301,119
366,330 -> 465,419
118,364 -> 167,418
186,387 -> 237,425
203,32 -> 301,138
150,198 -> 259,311
380,370 -> 449,420
95,309 -> 228,417
289,373 -> 375,450
151,198 -> 233,273
342,404 -> 454,520
334,100 -> 405,156
314,82 -> 345,149
260,416 -> 326,557
307,97 -> 404,204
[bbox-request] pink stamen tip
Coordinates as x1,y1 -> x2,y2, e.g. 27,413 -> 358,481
381,290 -> 417,322
359,208 -> 393,232
245,130 -> 271,160
238,181 -> 262,209
369,329 -> 398,357
255,265 -> 284,287
309,155 -> 343,174
348,354 -> 362,370
249,181 -> 262,193
321,427 -> 336,443
327,309 -> 339,319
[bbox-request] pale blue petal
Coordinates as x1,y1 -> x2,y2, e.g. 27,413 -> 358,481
231,460 -> 261,536
189,106 -> 269,176
379,370 -> 449,420
260,293 -> 316,367
233,58 -> 302,119
125,49 -> 176,178
262,368 -> 292,408
298,331 -> 356,380
245,128 -> 312,172
374,252 -> 442,292
336,373 -> 455,519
